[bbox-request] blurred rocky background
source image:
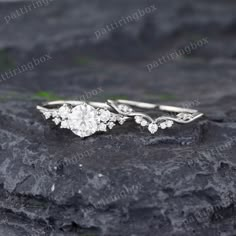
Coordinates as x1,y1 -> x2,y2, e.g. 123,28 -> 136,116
0,0 -> 236,235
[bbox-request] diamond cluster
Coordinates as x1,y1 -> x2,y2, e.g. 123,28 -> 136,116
41,103 -> 128,138
133,112 -> 194,134
134,115 -> 174,134
117,104 -> 133,114
177,113 -> 194,121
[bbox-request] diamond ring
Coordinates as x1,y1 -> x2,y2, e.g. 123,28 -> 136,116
37,100 -> 203,137
107,99 -> 204,134
37,101 -> 130,138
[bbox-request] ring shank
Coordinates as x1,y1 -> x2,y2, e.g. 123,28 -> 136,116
116,100 -> 198,114
41,100 -> 111,109
39,99 -> 202,115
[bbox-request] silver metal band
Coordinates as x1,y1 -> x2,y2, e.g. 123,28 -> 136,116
37,99 -> 204,137
37,100 -> 111,110
107,99 -> 203,121
39,99 -> 201,114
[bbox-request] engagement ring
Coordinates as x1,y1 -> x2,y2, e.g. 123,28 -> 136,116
37,99 -> 203,138
37,101 -> 130,138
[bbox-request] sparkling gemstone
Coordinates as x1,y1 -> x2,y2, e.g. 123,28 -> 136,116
108,122 -> 115,129
177,113 -> 192,121
160,122 -> 167,129
68,104 -> 98,138
148,123 -> 158,134
98,123 -> 107,132
58,104 -> 70,119
135,116 -> 143,124
53,117 -> 61,125
61,120 -> 69,129
43,111 -> 51,119
99,109 -> 111,123
52,111 -> 58,118
118,105 -> 129,113
118,116 -> 127,125
110,114 -> 117,122
141,120 -> 148,127
166,120 -> 174,128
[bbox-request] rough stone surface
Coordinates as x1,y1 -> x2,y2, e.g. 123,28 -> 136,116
0,0 -> 236,235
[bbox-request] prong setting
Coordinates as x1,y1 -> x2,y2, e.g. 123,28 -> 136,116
38,103 -> 129,138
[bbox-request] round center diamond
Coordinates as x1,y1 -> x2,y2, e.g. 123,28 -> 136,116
68,104 -> 98,137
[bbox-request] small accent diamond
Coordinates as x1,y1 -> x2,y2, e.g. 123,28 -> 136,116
99,123 -> 107,132
160,122 -> 167,129
177,113 -> 193,121
166,120 -> 174,128
135,116 -> 143,124
118,116 -> 127,125
43,111 -> 51,119
108,122 -> 115,129
118,104 -> 131,113
61,120 -> 69,129
99,109 -> 111,123
110,114 -> 117,122
148,123 -> 158,134
141,119 -> 148,127
58,104 -> 70,119
53,117 -> 61,125
52,111 -> 58,118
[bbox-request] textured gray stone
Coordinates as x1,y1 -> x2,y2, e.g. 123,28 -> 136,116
0,0 -> 236,235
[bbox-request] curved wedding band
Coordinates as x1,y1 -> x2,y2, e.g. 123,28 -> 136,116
37,100 -> 203,138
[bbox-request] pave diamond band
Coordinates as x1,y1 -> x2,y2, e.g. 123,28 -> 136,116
107,99 -> 204,135
37,100 -> 203,138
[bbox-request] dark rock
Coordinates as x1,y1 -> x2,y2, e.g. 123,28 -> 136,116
0,0 -> 236,235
